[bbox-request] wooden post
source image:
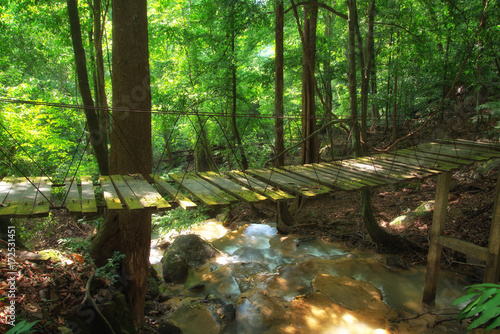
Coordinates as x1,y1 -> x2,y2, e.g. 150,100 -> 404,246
484,169 -> 500,283
422,171 -> 452,306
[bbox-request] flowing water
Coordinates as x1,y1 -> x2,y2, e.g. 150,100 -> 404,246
150,220 -> 468,333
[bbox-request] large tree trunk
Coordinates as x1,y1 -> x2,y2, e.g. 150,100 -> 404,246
274,0 -> 285,168
301,1 -> 319,165
110,0 -> 152,325
90,0 -> 152,327
66,0 -> 109,175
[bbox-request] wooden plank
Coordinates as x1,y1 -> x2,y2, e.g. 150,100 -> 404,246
438,236 -> 487,261
365,153 -> 440,174
81,176 -> 97,214
64,178 -> 82,213
387,152 -> 458,172
422,171 -> 452,306
443,142 -> 500,158
312,163 -> 386,187
198,171 -> 268,203
151,174 -> 197,210
99,176 -> 123,211
226,171 -> 295,202
440,139 -> 500,152
0,177 -> 26,216
14,177 -> 41,217
0,177 -> 16,204
31,177 -> 52,217
357,156 -> 433,179
417,142 -> 500,161
246,168 -> 331,198
169,172 -> 234,207
110,175 -> 143,211
123,175 -> 171,210
397,148 -> 475,166
280,165 -> 361,191
336,158 -> 404,183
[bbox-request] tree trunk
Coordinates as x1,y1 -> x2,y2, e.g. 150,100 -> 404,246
274,0 -> 285,168
90,0 -> 152,327
92,0 -> 111,146
66,0 -> 109,175
360,1 -> 375,144
391,68 -> 399,142
301,1 -> 319,164
230,31 -> 248,170
361,187 -> 402,252
194,115 -> 217,173
370,51 -> 380,120
347,0 -> 400,252
323,12 -> 335,158
346,0 -> 361,155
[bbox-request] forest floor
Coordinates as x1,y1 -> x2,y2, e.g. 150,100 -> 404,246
1,101 -> 499,333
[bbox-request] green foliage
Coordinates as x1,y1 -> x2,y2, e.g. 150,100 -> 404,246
5,319 -> 40,334
57,236 -> 89,254
95,251 -> 126,284
453,283 -> 500,332
0,0 -> 498,178
153,207 -> 210,235
477,101 -> 500,119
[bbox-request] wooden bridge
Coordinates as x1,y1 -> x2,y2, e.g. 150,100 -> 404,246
1,139 -> 499,217
2,139 -> 500,305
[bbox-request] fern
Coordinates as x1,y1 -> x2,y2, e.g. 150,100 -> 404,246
454,283 -> 500,332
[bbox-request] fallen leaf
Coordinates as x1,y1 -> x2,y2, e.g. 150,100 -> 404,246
72,254 -> 84,264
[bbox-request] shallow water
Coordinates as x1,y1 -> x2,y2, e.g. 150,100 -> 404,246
150,221 -> 468,333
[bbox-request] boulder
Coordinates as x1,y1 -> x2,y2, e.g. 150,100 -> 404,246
162,234 -> 220,283
163,254 -> 189,283
389,200 -> 434,229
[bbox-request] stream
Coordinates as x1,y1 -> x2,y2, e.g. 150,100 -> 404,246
150,220 -> 468,333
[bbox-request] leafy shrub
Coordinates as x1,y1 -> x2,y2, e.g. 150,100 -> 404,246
152,206 -> 210,235
94,251 -> 126,284
453,283 -> 500,332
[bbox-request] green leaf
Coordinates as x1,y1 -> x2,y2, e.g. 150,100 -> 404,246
468,307 -> 500,331
465,288 -> 499,318
6,320 -> 39,334
486,315 -> 500,332
453,291 -> 480,306
5,320 -> 27,334
467,292 -> 500,319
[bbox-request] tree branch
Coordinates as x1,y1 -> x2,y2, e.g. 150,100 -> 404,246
285,1 -> 347,20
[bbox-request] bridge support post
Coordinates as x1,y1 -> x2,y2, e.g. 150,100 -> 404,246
484,168 -> 500,283
422,171 -> 452,306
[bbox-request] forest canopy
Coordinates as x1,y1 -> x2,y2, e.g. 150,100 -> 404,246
0,0 -> 499,178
